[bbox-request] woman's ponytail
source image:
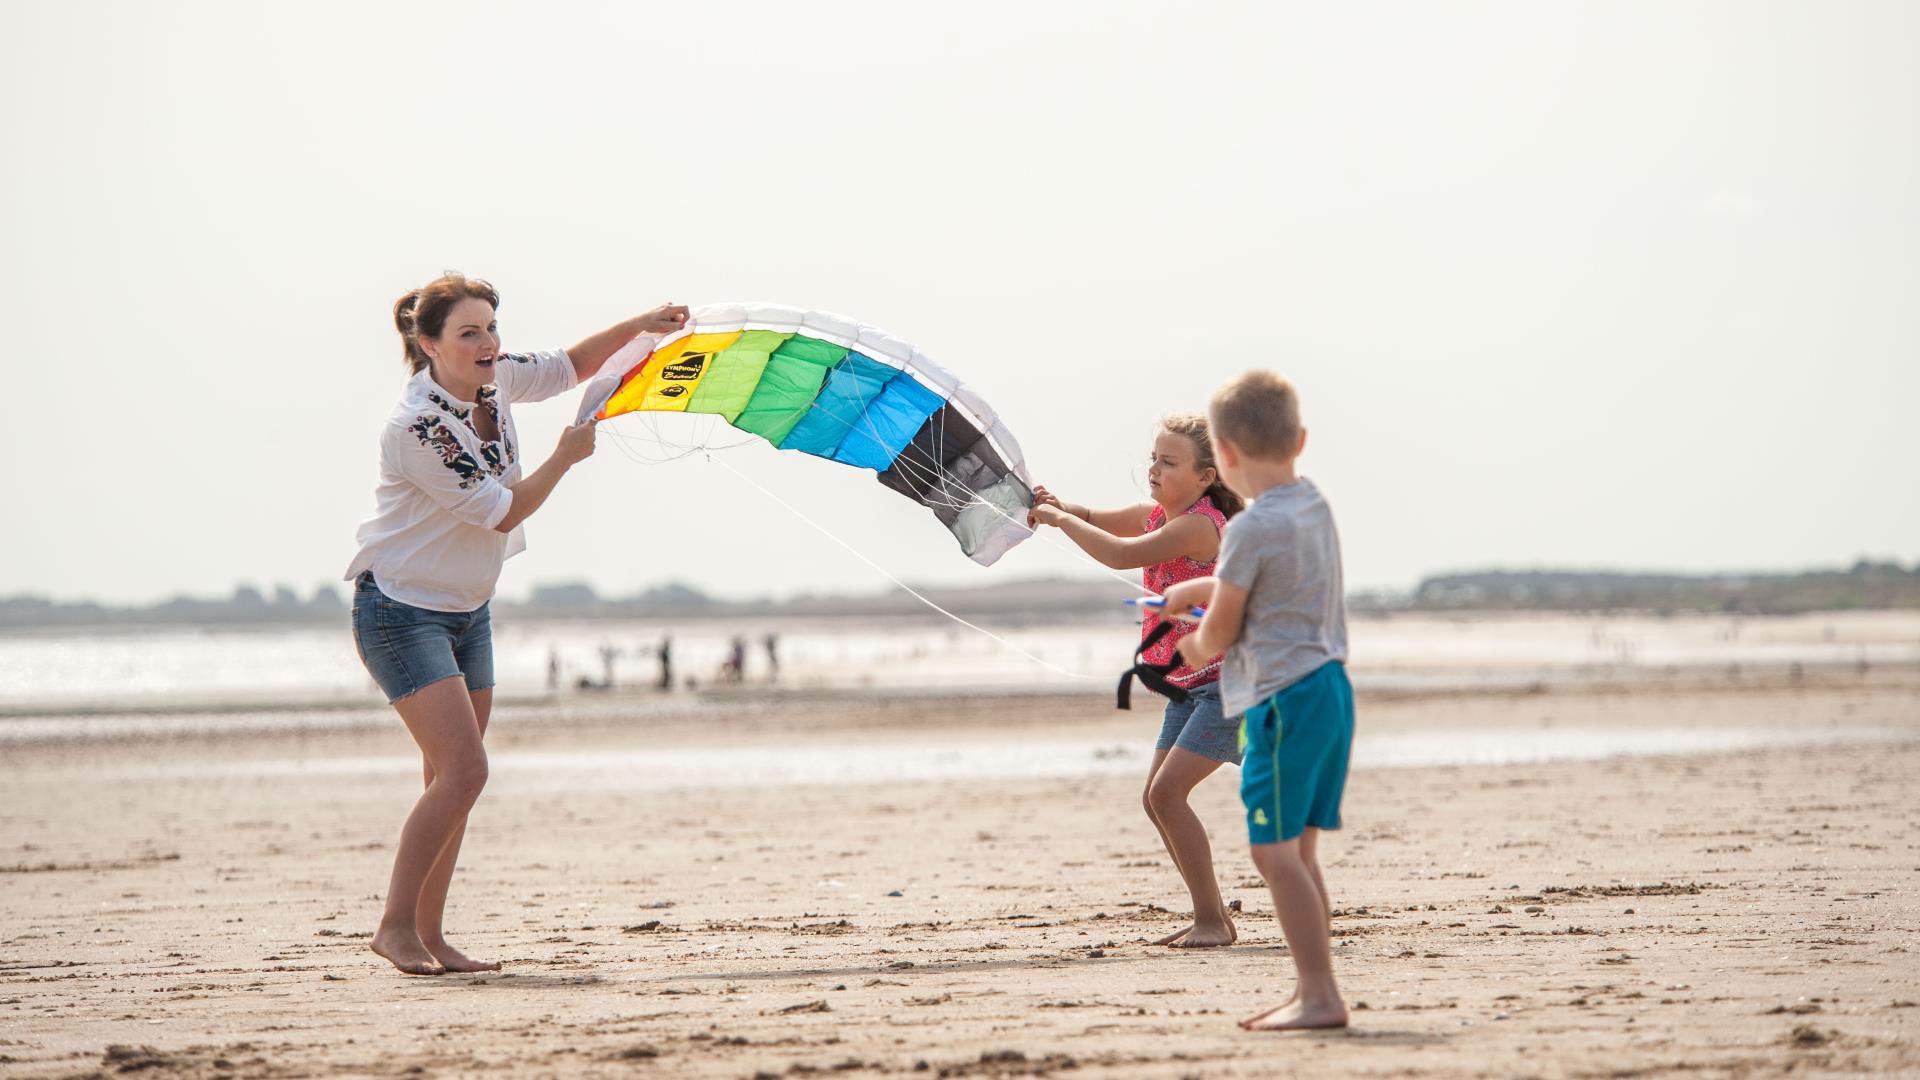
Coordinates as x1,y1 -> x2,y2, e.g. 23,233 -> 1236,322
393,290 -> 429,373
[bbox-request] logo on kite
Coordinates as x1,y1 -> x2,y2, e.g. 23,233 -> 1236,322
662,353 -> 708,381
656,385 -> 688,398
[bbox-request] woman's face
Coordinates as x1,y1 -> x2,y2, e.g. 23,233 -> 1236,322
424,297 -> 501,390
1147,431 -> 1214,509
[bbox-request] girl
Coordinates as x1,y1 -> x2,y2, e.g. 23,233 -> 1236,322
345,272 -> 687,975
1028,414 -> 1244,947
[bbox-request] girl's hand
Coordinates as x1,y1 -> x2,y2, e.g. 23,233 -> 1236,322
554,420 -> 599,467
1027,485 -> 1067,527
1028,502 -> 1070,529
1175,634 -> 1210,666
637,303 -> 691,335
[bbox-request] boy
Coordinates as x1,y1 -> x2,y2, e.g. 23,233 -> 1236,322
1163,370 -> 1352,1031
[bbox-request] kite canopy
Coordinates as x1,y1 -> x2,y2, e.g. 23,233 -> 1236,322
575,303 -> 1034,565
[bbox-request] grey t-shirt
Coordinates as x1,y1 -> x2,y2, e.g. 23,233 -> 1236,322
1214,477 -> 1348,715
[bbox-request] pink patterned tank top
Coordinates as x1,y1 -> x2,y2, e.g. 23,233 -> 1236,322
1140,495 -> 1227,689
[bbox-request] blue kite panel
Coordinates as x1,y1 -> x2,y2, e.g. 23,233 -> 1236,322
833,374 -> 948,471
778,352 -> 899,458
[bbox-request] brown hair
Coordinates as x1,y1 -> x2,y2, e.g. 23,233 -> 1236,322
1208,370 -> 1302,461
393,272 -> 501,373
1158,412 -> 1244,519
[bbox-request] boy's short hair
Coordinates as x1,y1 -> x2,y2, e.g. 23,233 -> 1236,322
1209,370 -> 1302,460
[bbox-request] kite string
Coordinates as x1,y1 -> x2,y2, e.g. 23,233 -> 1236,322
702,452 -> 1108,682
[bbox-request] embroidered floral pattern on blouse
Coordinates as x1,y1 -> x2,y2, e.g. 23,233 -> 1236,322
408,415 -> 484,489
422,387 -> 514,479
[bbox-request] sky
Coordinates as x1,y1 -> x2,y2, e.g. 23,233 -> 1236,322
3,1 -> 1915,605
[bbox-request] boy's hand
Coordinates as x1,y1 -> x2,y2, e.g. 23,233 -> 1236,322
1159,578 -> 1215,617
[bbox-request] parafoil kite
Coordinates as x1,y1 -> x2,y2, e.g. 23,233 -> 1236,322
575,304 -> 1034,565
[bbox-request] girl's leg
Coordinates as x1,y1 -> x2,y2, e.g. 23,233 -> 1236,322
370,676 -> 490,975
1240,840 -> 1347,1030
413,688 -> 498,973
1146,748 -> 1236,947
1140,749 -> 1193,946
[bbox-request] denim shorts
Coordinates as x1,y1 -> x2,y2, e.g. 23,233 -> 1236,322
351,573 -> 495,704
1153,682 -> 1242,765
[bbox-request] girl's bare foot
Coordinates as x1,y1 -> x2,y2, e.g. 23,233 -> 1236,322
1170,917 -> 1237,948
1239,998 -> 1348,1031
424,938 -> 501,973
370,927 -> 445,976
1152,925 -> 1192,946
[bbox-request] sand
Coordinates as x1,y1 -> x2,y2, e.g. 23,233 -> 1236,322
3,668 -> 1918,1078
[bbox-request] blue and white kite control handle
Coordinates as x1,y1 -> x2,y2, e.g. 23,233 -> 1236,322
1126,596 -> 1207,620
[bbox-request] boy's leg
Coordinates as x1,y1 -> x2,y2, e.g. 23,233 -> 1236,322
1146,749 -> 1235,947
1241,840 -> 1346,1030
1299,826 -> 1331,936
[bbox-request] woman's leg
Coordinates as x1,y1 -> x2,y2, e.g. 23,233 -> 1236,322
1146,748 -> 1236,947
413,688 -> 497,972
370,676 -> 489,975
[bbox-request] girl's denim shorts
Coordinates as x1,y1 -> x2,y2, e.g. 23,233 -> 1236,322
351,572 -> 495,704
1154,681 -> 1243,765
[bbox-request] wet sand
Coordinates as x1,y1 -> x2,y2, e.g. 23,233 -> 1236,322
3,669 -> 1918,1077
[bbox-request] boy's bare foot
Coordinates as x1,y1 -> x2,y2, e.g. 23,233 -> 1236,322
423,938 -> 501,973
370,927 -> 445,976
1239,998 -> 1349,1031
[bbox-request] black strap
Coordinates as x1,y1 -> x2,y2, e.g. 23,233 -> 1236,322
1117,619 -> 1190,710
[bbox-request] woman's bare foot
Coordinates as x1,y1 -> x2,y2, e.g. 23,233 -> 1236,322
1239,998 -> 1348,1031
1152,925 -> 1192,946
370,927 -> 444,976
1170,916 -> 1237,948
423,938 -> 501,973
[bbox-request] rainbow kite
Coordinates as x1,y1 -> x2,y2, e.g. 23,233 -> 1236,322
575,304 -> 1034,565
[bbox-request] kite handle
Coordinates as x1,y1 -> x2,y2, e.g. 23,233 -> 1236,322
1124,596 -> 1207,620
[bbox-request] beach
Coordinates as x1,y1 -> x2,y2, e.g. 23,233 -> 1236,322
3,653 -> 1917,1078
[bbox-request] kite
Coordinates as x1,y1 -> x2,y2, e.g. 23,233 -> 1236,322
575,304 -> 1034,565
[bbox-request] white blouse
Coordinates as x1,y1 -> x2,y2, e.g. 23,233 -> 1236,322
344,350 -> 577,612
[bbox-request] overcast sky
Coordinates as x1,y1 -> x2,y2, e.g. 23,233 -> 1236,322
4,1 -> 1915,605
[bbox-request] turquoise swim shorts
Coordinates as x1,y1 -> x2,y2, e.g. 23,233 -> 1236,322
1239,661 -> 1354,845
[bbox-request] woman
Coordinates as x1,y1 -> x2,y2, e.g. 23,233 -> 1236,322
345,272 -> 686,975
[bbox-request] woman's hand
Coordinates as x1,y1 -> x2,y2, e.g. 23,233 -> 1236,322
554,420 -> 599,467
637,303 -> 691,335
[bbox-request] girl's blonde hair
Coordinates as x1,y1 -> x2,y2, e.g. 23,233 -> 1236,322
1159,413 -> 1244,518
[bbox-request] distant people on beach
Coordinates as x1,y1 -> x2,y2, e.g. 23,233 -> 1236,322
721,635 -> 748,685
345,270 -> 686,976
655,635 -> 673,691
763,632 -> 780,681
